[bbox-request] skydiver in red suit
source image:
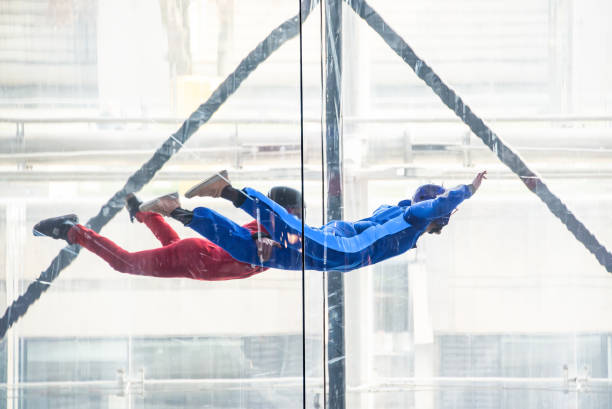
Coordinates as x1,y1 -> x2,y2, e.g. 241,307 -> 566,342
32,188 -> 301,281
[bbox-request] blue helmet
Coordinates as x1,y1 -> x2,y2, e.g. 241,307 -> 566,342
412,184 -> 450,232
412,184 -> 445,203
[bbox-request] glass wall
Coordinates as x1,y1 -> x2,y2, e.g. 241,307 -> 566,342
2,0 -> 612,408
341,0 -> 612,408
1,0 -> 324,408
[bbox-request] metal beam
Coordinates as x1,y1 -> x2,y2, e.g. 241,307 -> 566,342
323,1 -> 346,408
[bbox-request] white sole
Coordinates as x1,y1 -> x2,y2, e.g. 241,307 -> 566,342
139,192 -> 179,214
184,170 -> 229,198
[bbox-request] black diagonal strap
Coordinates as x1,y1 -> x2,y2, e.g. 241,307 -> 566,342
346,0 -> 612,273
0,0 -> 318,340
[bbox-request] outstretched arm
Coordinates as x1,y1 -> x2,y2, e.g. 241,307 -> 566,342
405,171 -> 487,221
471,170 -> 487,194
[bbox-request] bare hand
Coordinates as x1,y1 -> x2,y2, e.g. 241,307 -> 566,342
471,170 -> 487,194
255,237 -> 282,263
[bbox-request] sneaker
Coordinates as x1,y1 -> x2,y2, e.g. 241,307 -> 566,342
139,192 -> 180,216
184,170 -> 230,198
33,214 -> 78,241
125,193 -> 143,223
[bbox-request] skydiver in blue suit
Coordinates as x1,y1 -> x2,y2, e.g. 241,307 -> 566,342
142,170 -> 486,272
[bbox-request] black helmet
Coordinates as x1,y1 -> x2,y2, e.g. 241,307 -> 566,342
267,186 -> 303,211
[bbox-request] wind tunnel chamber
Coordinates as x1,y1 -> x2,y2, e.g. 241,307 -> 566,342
1,0 -> 612,408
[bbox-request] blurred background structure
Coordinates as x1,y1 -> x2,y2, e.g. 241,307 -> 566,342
1,0 -> 612,408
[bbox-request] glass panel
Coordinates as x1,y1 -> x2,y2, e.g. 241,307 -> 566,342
339,0 -> 612,408
22,338 -> 127,382
3,0 -> 612,408
1,0 -> 321,408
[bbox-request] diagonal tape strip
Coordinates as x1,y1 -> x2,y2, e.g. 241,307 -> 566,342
346,0 -> 612,273
0,0 -> 319,340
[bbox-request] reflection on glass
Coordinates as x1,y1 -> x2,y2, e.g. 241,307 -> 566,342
1,0 -> 319,408
1,0 -> 612,408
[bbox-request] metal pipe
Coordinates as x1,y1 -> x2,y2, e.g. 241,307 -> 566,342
1,114 -> 612,124
324,1 -> 346,408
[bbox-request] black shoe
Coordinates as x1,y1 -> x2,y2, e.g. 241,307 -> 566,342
126,193 -> 142,223
33,214 -> 78,241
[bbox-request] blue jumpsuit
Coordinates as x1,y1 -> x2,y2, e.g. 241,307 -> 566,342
186,184 -> 473,272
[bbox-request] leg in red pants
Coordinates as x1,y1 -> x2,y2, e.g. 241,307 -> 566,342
134,211 -> 180,246
68,212 -> 197,279
66,212 -> 265,281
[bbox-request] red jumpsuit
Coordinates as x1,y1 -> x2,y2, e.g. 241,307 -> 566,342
67,211 -> 267,280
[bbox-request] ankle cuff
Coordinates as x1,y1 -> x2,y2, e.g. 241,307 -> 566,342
170,208 -> 194,225
233,192 -> 247,208
66,224 -> 80,244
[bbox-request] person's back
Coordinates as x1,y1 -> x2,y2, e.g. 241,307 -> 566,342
181,170 -> 487,272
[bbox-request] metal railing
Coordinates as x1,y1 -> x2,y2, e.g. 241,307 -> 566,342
2,373 -> 609,393
2,113 -> 612,130
1,114 -> 611,180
